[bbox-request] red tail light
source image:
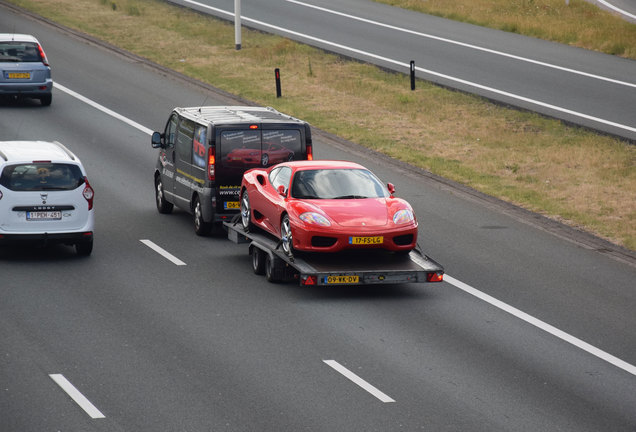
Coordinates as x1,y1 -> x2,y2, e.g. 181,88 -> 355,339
208,147 -> 216,181
37,44 -> 49,66
306,144 -> 313,161
82,177 -> 94,210
426,272 -> 444,282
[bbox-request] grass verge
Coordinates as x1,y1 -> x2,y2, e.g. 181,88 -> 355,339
5,0 -> 635,250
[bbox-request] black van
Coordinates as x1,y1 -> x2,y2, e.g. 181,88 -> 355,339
151,106 -> 313,235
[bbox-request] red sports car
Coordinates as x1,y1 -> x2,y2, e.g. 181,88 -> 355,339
239,160 -> 418,256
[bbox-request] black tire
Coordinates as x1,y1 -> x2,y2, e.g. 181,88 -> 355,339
240,190 -> 253,232
75,239 -> 93,256
40,94 -> 52,106
280,214 -> 294,258
265,254 -> 282,283
155,176 -> 173,214
252,247 -> 266,275
193,196 -> 212,236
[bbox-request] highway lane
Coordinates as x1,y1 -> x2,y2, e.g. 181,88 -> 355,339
2,5 -> 636,431
168,0 -> 636,141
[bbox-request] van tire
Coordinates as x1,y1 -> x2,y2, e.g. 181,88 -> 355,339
155,176 -> 173,214
193,196 -> 212,236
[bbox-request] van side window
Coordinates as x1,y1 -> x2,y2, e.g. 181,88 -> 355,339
192,125 -> 207,169
176,118 -> 195,164
165,114 -> 178,149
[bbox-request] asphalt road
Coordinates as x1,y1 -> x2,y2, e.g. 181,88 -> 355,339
168,0 -> 636,142
1,4 -> 636,431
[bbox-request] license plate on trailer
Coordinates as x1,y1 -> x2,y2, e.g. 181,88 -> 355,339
349,236 -> 383,245
7,72 -> 30,79
27,211 -> 62,220
324,275 -> 360,284
224,201 -> 240,209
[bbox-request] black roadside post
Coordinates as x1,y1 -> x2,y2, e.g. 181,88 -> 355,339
275,68 -> 282,98
410,60 -> 415,90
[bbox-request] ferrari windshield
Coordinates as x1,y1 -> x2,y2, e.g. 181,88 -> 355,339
291,168 -> 389,199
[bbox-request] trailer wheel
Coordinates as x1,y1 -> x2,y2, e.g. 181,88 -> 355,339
252,247 -> 266,275
265,254 -> 282,283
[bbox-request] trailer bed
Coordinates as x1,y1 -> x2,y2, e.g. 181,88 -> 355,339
225,221 -> 444,286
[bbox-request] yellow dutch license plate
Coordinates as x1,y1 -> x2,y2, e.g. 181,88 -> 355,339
8,72 -> 30,79
325,275 -> 360,284
224,201 -> 240,209
349,236 -> 383,245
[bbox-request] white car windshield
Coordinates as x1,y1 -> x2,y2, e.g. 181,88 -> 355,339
291,168 -> 388,199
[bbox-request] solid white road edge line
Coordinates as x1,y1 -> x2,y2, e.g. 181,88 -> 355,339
56,83 -> 634,376
49,374 -> 105,419
444,275 -> 636,376
177,0 -> 636,134
140,239 -> 187,266
323,360 -> 396,403
287,0 -> 636,89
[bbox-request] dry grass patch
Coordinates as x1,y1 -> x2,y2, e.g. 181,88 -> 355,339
7,0 -> 635,249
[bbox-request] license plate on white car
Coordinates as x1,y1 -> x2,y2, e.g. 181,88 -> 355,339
27,211 -> 62,220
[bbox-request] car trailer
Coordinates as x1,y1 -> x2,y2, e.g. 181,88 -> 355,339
225,220 -> 444,286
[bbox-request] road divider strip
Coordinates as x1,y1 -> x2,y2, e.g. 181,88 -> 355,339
140,239 -> 187,266
323,359 -> 396,403
49,374 -> 105,419
445,275 -> 636,376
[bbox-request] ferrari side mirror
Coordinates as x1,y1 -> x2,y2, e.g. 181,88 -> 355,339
278,185 -> 287,197
387,183 -> 396,195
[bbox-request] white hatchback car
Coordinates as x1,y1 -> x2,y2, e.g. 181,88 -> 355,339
0,141 -> 94,255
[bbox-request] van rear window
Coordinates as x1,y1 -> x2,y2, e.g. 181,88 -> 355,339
0,163 -> 84,191
220,129 -> 302,169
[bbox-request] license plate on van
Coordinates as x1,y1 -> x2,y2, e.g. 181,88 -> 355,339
27,211 -> 62,220
224,201 -> 240,209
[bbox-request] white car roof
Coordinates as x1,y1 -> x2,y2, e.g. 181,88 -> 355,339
0,141 -> 78,163
0,34 -> 40,43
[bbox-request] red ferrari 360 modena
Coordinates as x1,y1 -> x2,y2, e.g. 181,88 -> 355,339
239,160 -> 418,256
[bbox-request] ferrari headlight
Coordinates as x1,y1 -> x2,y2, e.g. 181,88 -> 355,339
300,212 -> 331,226
392,209 -> 414,224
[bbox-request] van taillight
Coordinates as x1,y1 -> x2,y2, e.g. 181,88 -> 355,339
82,177 -> 94,210
208,147 -> 216,181
306,144 -> 313,161
37,44 -> 49,66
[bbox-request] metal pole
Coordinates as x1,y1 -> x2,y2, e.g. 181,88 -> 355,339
410,60 -> 415,90
275,68 -> 281,98
234,0 -> 241,50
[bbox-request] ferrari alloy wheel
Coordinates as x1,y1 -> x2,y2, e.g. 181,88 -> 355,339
261,153 -> 269,166
281,214 -> 294,257
155,177 -> 173,214
193,196 -> 212,236
240,191 -> 252,231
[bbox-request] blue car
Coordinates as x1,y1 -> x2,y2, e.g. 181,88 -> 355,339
0,34 -> 52,106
